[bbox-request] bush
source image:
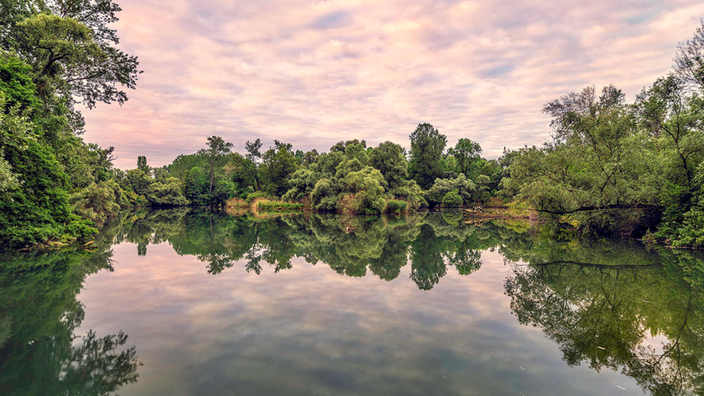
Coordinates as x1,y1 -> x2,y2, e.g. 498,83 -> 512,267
385,199 -> 408,214
442,190 -> 463,208
668,207 -> 704,248
424,174 -> 476,207
252,199 -> 304,212
245,191 -> 270,204
310,179 -> 338,211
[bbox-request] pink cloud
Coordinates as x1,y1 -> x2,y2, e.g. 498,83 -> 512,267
78,0 -> 704,169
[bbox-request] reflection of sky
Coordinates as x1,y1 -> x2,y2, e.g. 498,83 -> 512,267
78,0 -> 704,169
77,242 -> 646,395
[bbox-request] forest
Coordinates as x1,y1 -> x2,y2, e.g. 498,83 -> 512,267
1,1 -> 704,250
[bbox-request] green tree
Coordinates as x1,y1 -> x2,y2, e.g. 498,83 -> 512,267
260,142 -> 298,196
11,3 -> 140,111
198,136 -> 233,195
369,141 -> 408,190
447,138 -> 482,178
409,123 -> 447,189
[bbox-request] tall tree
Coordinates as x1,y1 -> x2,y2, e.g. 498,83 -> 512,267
136,155 -> 149,173
245,138 -> 262,162
261,142 -> 298,196
369,141 -> 408,190
198,136 -> 233,194
409,123 -> 447,190
10,1 -> 140,112
447,138 -> 482,178
674,20 -> 704,90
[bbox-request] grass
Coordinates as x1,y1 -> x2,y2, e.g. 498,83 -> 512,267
251,198 -> 304,212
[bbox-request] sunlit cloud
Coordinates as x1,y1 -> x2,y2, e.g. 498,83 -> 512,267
79,0 -> 704,169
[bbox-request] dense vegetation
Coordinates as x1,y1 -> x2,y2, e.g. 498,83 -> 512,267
2,1 -> 704,250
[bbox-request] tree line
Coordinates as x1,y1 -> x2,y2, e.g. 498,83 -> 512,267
1,0 -> 704,249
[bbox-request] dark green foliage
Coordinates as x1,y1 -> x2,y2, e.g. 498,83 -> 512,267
0,100 -> 95,247
442,190 -> 463,208
369,141 -> 408,190
260,142 -> 299,196
227,152 -> 257,197
0,3 -> 142,249
409,123 -> 447,189
424,174 -> 476,208
384,199 -> 408,214
499,72 -> 704,239
12,6 -> 140,110
0,53 -> 38,111
447,138 -> 482,179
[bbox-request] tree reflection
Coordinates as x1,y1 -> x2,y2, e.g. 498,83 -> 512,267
107,209 -> 503,289
504,239 -> 704,396
0,250 -> 139,395
7,207 -> 704,395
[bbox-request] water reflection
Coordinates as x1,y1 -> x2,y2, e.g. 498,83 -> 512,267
103,209 -> 523,290
1,209 -> 703,395
505,245 -> 704,396
0,251 -> 139,395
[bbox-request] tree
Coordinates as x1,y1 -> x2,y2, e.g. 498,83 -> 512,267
198,136 -> 233,194
137,155 -> 149,173
674,20 -> 704,90
260,142 -> 298,196
10,2 -> 140,111
447,138 -> 482,178
423,174 -> 476,208
226,152 -> 257,197
301,149 -> 319,165
369,141 -> 408,190
245,138 -> 262,162
409,123 -> 447,190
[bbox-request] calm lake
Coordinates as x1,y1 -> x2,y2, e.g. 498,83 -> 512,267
1,209 -> 702,396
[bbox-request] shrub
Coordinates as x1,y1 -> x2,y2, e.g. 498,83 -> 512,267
245,191 -> 270,204
252,199 -> 304,212
442,190 -> 463,208
385,199 -> 408,214
424,174 -> 476,207
310,179 -> 338,211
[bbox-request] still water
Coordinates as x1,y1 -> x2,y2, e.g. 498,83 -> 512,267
1,209 -> 702,395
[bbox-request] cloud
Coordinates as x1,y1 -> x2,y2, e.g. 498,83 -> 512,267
78,0 -> 704,169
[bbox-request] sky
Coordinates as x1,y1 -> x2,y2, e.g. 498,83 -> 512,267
79,0 -> 704,170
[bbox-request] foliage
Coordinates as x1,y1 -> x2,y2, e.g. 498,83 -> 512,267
260,142 -> 299,196
424,174 -> 476,208
340,167 -> 387,214
442,189 -> 463,207
447,138 -> 482,178
385,199 -> 408,214
252,199 -> 304,212
408,123 -> 447,190
12,3 -> 140,111
0,2 -> 141,249
245,191 -> 271,204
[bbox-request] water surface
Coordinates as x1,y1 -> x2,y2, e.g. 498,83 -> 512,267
1,209 -> 702,395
